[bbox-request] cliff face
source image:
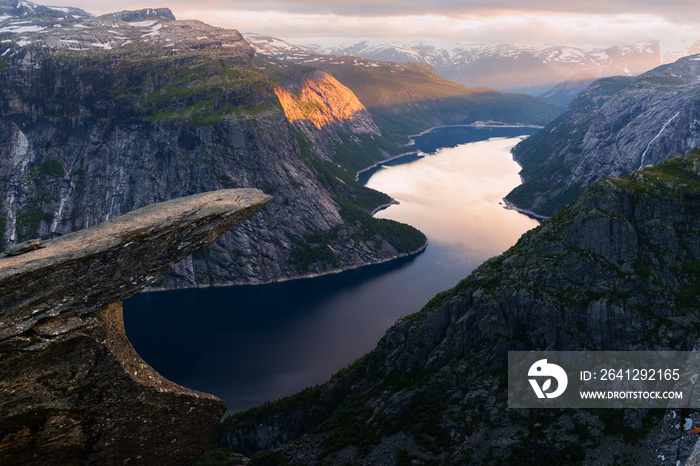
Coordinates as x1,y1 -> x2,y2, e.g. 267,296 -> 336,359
274,69 -> 379,135
220,153 -> 700,465
0,8 -> 427,289
507,54 -> 700,217
0,189 -> 271,465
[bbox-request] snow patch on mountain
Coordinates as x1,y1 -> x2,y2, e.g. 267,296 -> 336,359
141,22 -> 161,37
90,42 -> 112,49
47,7 -> 72,14
290,39 -> 697,95
127,20 -> 157,27
0,24 -> 45,33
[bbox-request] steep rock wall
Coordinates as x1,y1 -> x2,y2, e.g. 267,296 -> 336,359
0,32 -> 425,289
274,69 -> 379,135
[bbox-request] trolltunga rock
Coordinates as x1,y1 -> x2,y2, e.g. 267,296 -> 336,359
0,189 -> 271,465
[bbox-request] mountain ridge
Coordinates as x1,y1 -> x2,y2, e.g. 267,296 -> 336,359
506,53 -> 700,217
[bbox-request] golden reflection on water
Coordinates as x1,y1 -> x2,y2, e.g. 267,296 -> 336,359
366,136 -> 540,262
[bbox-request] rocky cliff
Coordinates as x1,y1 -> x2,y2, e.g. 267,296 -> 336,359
218,153 -> 700,465
274,69 -> 379,135
0,4 -> 430,289
0,188 -> 271,465
507,54 -> 700,218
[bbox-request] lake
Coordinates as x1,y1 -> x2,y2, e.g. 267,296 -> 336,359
123,125 -> 540,414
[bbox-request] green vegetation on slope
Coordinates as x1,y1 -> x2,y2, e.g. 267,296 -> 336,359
129,56 -> 279,124
286,130 -> 427,272
22,49 -> 279,125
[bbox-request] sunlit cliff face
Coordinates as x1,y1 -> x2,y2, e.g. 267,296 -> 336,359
274,71 -> 375,130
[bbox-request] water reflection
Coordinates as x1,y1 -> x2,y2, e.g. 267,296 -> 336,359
367,137 -> 539,260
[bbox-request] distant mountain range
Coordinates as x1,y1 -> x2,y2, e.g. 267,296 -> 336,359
246,34 -> 700,98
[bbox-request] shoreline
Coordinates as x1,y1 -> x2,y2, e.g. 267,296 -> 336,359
355,150 -> 419,182
407,122 -> 545,144
144,238 -> 429,293
505,144 -> 549,222
369,199 -> 400,216
502,198 -> 549,221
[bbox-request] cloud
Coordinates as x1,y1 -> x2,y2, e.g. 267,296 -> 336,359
168,0 -> 700,22
36,0 -> 700,48
174,8 -> 698,48
37,0 -> 700,22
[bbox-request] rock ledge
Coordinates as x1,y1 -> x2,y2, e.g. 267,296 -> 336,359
0,188 -> 271,465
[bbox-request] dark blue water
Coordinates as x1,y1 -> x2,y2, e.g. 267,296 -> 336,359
124,254 -> 441,413
123,125 -> 539,414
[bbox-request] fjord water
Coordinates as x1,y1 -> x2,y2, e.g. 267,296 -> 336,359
123,126 -> 539,413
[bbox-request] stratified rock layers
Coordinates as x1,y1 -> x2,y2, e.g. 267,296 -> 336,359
0,188 -> 271,465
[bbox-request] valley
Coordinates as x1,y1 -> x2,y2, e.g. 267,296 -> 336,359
124,126 -> 538,415
3,1 -> 700,465
220,148 -> 700,466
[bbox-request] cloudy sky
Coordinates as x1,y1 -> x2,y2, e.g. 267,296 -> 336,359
38,0 -> 700,49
